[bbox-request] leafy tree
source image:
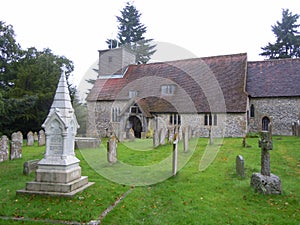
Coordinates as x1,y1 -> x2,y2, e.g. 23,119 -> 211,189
0,20 -> 75,135
260,9 -> 300,59
0,21 -> 21,90
107,2 -> 156,64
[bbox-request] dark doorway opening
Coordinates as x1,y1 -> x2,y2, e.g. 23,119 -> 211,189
129,116 -> 142,138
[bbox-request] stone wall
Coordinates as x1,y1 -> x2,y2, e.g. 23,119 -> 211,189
249,97 -> 300,135
86,101 -> 127,137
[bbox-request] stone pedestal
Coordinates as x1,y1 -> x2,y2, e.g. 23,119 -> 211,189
250,173 -> 282,194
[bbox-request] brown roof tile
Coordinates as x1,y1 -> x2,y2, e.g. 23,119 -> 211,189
247,58 -> 300,97
87,53 -> 248,113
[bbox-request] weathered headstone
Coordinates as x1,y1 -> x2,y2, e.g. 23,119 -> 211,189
17,70 -> 93,196
128,128 -> 135,141
27,131 -> 34,146
33,132 -> 38,141
183,127 -> 189,153
23,159 -> 40,175
107,136 -> 117,164
159,128 -> 166,145
172,133 -> 178,176
208,126 -> 213,145
10,132 -> 23,160
236,155 -> 245,178
168,126 -> 174,144
250,130 -> 282,194
0,135 -> 9,162
38,130 -> 45,146
153,130 -> 159,148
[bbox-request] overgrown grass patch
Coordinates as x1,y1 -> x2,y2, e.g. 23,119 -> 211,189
0,137 -> 299,224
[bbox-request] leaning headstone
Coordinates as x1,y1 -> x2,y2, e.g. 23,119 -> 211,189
159,128 -> 166,145
236,155 -> 245,178
10,132 -> 23,160
183,127 -> 189,153
27,131 -> 34,146
107,136 -> 117,164
0,135 -> 9,162
33,132 -> 38,141
23,159 -> 40,175
172,133 -> 178,176
250,130 -> 282,194
38,130 -> 45,146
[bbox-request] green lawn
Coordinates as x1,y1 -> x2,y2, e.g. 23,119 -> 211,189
0,136 -> 299,224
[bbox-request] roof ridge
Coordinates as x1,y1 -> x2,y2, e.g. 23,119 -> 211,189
248,57 -> 300,64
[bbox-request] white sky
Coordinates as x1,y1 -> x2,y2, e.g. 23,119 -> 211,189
1,0 -> 300,87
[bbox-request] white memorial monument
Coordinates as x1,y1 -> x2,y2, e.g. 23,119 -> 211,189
17,70 -> 94,196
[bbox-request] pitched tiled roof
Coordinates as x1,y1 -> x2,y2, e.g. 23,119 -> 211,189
87,53 -> 248,113
247,58 -> 300,97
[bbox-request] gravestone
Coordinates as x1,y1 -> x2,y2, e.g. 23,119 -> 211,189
209,126 -> 213,145
236,155 -> 245,178
172,133 -> 178,176
168,126 -> 174,144
17,70 -> 93,196
183,127 -> 189,153
38,130 -> 45,146
250,129 -> 282,194
33,132 -> 38,141
0,135 -> 9,162
27,131 -> 34,146
159,128 -> 166,145
107,135 -> 117,164
23,159 -> 39,175
10,131 -> 23,160
153,130 -> 159,148
128,128 -> 135,141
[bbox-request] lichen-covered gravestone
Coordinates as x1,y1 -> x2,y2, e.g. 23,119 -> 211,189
10,131 -> 23,160
183,126 -> 189,153
172,133 -> 178,176
38,130 -> 45,146
250,130 -> 282,194
159,128 -> 166,145
27,131 -> 34,146
107,135 -> 117,164
0,135 -> 9,162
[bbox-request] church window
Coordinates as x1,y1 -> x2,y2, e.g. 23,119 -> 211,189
204,113 -> 217,126
169,113 -> 181,125
129,90 -> 138,98
111,107 -> 120,122
161,84 -> 176,95
250,104 -> 255,117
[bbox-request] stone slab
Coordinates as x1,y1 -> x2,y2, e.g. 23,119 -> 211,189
17,181 -> 94,197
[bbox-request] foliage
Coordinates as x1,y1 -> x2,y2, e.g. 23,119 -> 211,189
260,9 -> 300,59
0,20 -> 75,136
0,137 -> 299,224
107,2 -> 156,64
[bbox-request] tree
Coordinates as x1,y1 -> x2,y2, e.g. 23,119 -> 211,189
0,20 -> 75,135
107,2 -> 156,64
260,9 -> 300,59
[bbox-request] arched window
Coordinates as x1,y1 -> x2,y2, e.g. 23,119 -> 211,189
250,104 -> 255,117
262,116 -> 270,131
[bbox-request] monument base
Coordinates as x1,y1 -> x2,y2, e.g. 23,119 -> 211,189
17,161 -> 94,197
17,179 -> 94,197
250,173 -> 282,194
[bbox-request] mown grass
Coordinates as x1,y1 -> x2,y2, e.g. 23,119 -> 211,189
0,136 -> 299,224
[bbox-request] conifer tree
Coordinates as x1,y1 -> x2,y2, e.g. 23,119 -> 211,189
260,9 -> 300,59
107,2 -> 156,64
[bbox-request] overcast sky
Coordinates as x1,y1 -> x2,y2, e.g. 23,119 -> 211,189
1,0 -> 300,86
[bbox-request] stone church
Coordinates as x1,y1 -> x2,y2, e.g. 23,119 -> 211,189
86,48 -> 300,138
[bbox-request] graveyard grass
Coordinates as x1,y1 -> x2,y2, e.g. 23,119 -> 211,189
0,136 -> 299,224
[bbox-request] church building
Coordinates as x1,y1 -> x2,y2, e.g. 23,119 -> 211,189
86,48 -> 300,139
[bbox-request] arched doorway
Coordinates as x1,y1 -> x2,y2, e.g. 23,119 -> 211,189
129,116 -> 142,138
262,116 -> 270,131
